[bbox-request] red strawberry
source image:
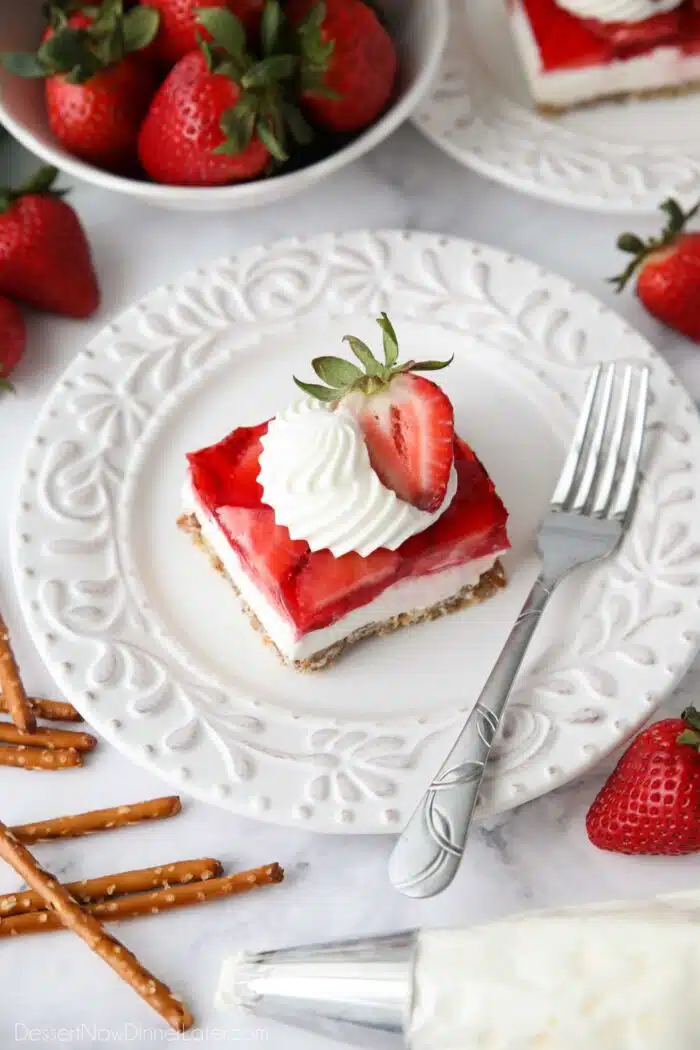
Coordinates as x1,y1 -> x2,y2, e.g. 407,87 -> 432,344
218,505 -> 308,607
348,374 -> 455,513
401,438 -> 509,574
286,0 -> 397,132
586,707 -> 700,855
294,314 -> 454,512
295,546 -> 398,632
583,11 -> 681,49
1,1 -> 160,174
0,166 -> 100,319
0,296 -> 26,391
611,197 -> 700,342
138,7 -> 308,186
144,0 -> 265,65
187,422 -> 268,509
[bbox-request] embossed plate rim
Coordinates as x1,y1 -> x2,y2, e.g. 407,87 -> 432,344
412,0 -> 700,214
11,228 -> 700,833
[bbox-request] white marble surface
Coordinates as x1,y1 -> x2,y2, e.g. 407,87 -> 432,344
2,128 -> 700,1048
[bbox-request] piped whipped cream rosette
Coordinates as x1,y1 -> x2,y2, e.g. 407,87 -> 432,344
258,313 -> 460,557
257,398 -> 458,558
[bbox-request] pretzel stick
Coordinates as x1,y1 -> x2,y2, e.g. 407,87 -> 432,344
0,723 -> 96,752
0,616 -> 35,733
0,821 -> 193,1031
11,797 -> 181,844
0,864 -> 284,936
0,745 -> 82,771
0,695 -> 83,723
0,858 -> 223,917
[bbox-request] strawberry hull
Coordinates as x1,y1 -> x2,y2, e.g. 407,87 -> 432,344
187,424 -> 510,639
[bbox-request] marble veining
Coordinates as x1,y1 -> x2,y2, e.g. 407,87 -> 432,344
2,129 -> 700,1047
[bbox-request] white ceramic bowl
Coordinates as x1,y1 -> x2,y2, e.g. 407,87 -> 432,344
0,0 -> 447,212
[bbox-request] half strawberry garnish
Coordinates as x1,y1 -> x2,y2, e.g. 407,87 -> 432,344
294,314 -> 455,512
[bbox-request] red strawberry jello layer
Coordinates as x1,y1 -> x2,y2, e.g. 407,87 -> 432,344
180,424 -> 510,670
508,0 -> 700,112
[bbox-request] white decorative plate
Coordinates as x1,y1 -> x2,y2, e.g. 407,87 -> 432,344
413,0 -> 700,213
12,230 -> 700,833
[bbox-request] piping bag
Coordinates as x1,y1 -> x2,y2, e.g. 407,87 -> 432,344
216,890 -> 700,1049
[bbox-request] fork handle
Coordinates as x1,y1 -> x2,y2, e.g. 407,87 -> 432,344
388,573 -> 553,899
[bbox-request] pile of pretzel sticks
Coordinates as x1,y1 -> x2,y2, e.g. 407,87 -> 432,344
0,612 -> 97,768
0,615 -> 284,1030
0,795 -> 284,1030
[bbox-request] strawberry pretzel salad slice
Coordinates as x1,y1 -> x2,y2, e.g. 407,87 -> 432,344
180,314 -> 510,670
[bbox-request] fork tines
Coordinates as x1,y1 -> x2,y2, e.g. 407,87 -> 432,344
551,362 -> 650,520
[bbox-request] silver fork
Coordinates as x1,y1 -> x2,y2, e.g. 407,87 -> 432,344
388,362 -> 650,899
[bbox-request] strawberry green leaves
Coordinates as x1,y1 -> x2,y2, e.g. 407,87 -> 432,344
294,313 -> 453,403
344,335 -> 382,376
677,706 -> 700,750
1,0 -> 160,84
0,166 -> 65,215
197,2 -> 308,163
312,356 -> 363,386
197,6 -> 247,57
377,312 -> 398,367
611,195 -> 700,292
294,0 -> 338,97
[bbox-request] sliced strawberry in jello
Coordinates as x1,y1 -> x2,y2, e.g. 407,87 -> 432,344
188,317 -> 510,644
400,438 -> 509,576
189,426 -> 509,637
517,0 -> 694,72
218,506 -> 308,616
294,548 -> 400,634
582,11 -> 681,49
187,422 -> 268,511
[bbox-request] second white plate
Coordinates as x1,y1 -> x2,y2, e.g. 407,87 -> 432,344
413,0 -> 700,213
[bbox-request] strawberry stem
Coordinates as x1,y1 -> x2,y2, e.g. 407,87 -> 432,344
0,166 -> 66,215
294,1 -> 339,97
0,0 -> 160,83
197,2 -> 305,163
677,706 -> 700,749
294,313 -> 453,402
610,196 -> 700,293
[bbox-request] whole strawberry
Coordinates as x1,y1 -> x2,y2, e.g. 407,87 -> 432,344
0,297 -> 26,392
286,0 -> 397,133
1,0 -> 160,173
611,197 -> 700,342
144,0 -> 266,65
138,4 -> 309,186
586,707 -> 700,855
0,166 -> 100,319
294,314 -> 454,511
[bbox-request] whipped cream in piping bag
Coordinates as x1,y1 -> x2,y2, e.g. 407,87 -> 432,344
556,0 -> 682,22
257,398 -> 457,558
409,895 -> 700,1050
217,891 -> 700,1050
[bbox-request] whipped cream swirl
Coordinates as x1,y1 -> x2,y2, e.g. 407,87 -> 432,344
257,398 -> 457,558
556,0 -> 682,22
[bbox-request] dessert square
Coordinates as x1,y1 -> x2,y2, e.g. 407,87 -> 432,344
507,0 -> 700,112
180,316 -> 510,670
